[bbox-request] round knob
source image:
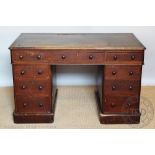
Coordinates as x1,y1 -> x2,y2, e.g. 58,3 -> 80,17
112,85 -> 116,90
62,55 -> 66,59
38,85 -> 43,90
39,103 -> 43,107
37,55 -> 42,60
129,85 -> 133,90
19,55 -> 23,59
111,103 -> 115,107
127,103 -> 131,107
20,70 -> 25,75
112,71 -> 117,75
38,70 -> 43,75
23,103 -> 27,107
129,71 -> 134,76
131,55 -> 135,60
21,85 -> 26,89
89,55 -> 93,60
113,55 -> 117,60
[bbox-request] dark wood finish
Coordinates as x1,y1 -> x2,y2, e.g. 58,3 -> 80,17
14,79 -> 51,95
95,91 -> 140,124
13,112 -> 54,123
103,80 -> 141,96
10,33 -> 145,124
12,63 -> 55,123
11,50 -> 49,63
15,96 -> 52,113
99,113 -> 141,124
104,65 -> 142,80
105,52 -> 144,65
103,95 -> 139,113
11,49 -> 106,65
96,66 -> 104,113
9,33 -> 145,50
13,64 -> 51,79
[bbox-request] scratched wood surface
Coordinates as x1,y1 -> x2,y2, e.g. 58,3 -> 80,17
9,33 -> 145,50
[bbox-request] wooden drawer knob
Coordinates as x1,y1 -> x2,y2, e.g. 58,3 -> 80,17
129,71 -> 134,76
23,103 -> 27,107
129,86 -> 133,90
20,70 -> 25,75
38,85 -> 43,90
19,55 -> 23,59
127,103 -> 131,107
131,55 -> 135,60
62,55 -> 66,59
112,71 -> 117,75
37,55 -> 42,59
38,70 -> 43,75
21,85 -> 26,89
112,85 -> 116,90
113,55 -> 117,60
39,103 -> 43,107
111,102 -> 115,107
89,55 -> 93,60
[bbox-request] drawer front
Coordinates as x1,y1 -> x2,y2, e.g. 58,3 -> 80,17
47,51 -> 77,64
103,96 -> 139,113
11,50 -> 105,64
15,96 -> 51,113
48,51 -> 105,64
105,52 -> 144,64
104,80 -> 140,96
13,64 -> 51,79
14,80 -> 51,95
104,65 -> 142,80
11,50 -> 49,63
77,52 -> 105,64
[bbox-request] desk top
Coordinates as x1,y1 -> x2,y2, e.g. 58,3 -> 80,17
10,33 -> 145,50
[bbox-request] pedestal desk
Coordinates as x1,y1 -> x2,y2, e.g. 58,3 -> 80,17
9,33 -> 145,124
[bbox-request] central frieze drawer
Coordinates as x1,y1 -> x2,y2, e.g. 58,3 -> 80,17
48,51 -> 105,64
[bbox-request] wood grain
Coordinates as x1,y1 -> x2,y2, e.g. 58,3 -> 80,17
9,33 -> 145,50
10,33 -> 145,124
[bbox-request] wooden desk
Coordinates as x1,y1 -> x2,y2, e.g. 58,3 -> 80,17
9,33 -> 145,124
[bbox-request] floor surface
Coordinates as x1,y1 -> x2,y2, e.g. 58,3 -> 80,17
0,86 -> 154,129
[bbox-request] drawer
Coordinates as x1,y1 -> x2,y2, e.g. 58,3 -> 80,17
14,80 -> 51,95
104,65 -> 142,80
105,52 -> 144,64
15,95 -> 51,113
104,80 -> 140,96
47,51 -> 77,64
11,50 -> 105,64
11,50 -> 49,63
103,96 -> 139,113
77,52 -> 105,64
47,51 -> 105,64
13,64 -> 51,79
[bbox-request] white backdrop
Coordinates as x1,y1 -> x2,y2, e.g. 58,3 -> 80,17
0,26 -> 155,86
